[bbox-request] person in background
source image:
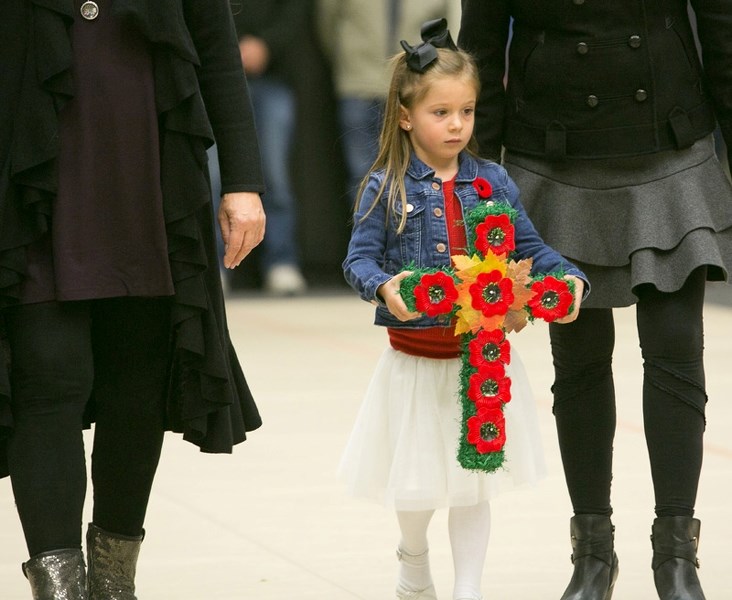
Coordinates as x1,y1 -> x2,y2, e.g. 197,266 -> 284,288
341,21 -> 586,600
460,2 -> 732,599
232,0 -> 308,295
317,0 -> 461,206
207,1 -> 308,296
0,1 -> 265,597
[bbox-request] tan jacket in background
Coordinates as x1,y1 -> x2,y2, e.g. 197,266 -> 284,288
317,0 -> 462,99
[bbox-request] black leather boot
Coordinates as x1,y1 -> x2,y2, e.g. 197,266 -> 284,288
651,516 -> 706,600
560,515 -> 619,600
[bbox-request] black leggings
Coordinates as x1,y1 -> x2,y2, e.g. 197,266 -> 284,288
5,298 -> 170,556
549,268 -> 707,518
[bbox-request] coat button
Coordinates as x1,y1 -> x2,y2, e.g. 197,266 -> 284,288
406,203 -> 414,213
635,89 -> 648,102
628,35 -> 642,48
431,182 -> 440,190
433,207 -> 443,217
436,243 -> 447,253
576,42 -> 589,55
80,1 -> 99,19
586,95 -> 599,108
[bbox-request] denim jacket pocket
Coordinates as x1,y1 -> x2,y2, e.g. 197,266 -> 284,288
390,201 -> 427,269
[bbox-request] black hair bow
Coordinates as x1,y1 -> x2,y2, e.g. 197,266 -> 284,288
400,18 -> 458,73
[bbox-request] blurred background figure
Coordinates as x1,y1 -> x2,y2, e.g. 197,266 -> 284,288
210,0 -> 309,296
317,0 -> 461,207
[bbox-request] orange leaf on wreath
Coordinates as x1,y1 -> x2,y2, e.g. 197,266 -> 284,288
510,280 -> 533,311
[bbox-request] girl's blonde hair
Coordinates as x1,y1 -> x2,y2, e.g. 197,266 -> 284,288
356,47 -> 480,232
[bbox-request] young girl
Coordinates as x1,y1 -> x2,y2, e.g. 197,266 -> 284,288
340,20 -> 587,600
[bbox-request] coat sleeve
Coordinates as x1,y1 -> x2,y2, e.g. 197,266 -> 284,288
458,0 -> 512,161
690,0 -> 732,171
183,0 -> 264,194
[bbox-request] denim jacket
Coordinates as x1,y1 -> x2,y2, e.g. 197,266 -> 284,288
343,152 -> 588,329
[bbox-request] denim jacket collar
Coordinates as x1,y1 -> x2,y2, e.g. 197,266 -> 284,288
405,151 -> 480,184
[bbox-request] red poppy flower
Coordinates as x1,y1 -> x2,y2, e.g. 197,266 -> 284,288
413,271 -> 459,317
469,270 -> 514,317
528,276 -> 574,322
468,329 -> 511,368
475,214 -> 515,256
467,406 -> 506,453
467,363 -> 511,408
472,177 -> 493,198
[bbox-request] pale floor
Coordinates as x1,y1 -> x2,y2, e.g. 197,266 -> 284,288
2,289 -> 732,599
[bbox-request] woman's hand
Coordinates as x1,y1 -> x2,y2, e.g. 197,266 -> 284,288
554,275 -> 585,324
377,271 -> 423,322
218,192 -> 266,268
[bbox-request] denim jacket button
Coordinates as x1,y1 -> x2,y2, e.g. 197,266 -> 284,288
406,203 -> 414,213
436,243 -> 447,253
433,207 -> 443,217
431,182 -> 441,190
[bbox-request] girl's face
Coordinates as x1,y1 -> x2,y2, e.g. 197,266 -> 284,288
399,75 -> 477,176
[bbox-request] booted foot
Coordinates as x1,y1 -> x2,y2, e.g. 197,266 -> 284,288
651,516 -> 706,600
22,548 -> 88,600
87,523 -> 143,600
560,515 -> 619,600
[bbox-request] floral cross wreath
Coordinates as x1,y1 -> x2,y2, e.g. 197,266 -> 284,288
399,178 -> 574,473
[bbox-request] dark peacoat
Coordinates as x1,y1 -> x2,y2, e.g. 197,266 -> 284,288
0,0 -> 266,477
458,0 -> 732,168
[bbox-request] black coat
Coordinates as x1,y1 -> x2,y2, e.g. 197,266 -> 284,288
0,0 -> 266,476
459,0 -> 732,168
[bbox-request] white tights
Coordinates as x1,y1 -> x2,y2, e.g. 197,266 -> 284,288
396,501 -> 491,600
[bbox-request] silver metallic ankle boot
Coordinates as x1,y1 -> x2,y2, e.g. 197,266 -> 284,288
86,523 -> 144,600
22,548 -> 88,600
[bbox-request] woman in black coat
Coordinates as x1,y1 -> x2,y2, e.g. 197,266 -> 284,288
460,1 -> 732,599
0,1 -> 265,598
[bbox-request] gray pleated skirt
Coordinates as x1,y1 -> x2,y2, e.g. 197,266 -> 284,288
505,135 -> 732,308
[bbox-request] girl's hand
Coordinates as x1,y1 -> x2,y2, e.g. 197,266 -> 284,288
377,272 -> 423,322
218,192 -> 266,268
554,275 -> 584,324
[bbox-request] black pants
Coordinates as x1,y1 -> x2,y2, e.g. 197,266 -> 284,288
5,298 -> 170,556
549,268 -> 707,518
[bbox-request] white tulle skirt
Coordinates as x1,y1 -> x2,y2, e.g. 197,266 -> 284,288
338,346 -> 547,511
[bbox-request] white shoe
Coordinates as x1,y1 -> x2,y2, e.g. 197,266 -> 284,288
396,547 -> 437,600
396,584 -> 437,600
264,264 -> 307,296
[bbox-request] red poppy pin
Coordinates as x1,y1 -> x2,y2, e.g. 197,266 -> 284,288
473,177 -> 493,198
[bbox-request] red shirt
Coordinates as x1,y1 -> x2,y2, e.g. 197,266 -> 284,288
388,176 -> 464,358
